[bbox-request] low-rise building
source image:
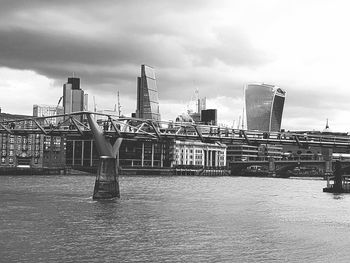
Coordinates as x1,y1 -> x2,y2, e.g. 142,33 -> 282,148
226,144 -> 259,162
173,140 -> 226,167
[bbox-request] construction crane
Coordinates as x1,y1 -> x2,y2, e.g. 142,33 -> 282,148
57,96 -> 63,108
186,88 -> 199,114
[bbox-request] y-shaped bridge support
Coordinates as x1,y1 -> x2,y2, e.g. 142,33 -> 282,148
87,114 -> 123,199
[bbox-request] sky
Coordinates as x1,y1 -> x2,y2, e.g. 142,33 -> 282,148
1,0 -> 350,131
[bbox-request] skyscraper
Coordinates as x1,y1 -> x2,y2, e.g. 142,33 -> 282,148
136,65 -> 161,121
245,83 -> 286,132
63,77 -> 84,120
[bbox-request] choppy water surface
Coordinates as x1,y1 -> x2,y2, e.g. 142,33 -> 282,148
1,175 -> 350,262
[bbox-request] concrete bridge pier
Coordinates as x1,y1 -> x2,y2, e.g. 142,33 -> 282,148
87,114 -> 123,199
321,148 -> 333,177
268,157 -> 276,177
93,156 -> 120,199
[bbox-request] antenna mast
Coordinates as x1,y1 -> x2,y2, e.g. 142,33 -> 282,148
242,85 -> 245,130
117,91 -> 122,117
93,96 -> 96,112
242,106 -> 245,130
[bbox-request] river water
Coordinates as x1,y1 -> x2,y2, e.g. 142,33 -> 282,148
1,175 -> 350,262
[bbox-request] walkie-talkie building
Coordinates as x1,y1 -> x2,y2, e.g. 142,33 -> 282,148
136,65 -> 161,121
245,83 -> 286,132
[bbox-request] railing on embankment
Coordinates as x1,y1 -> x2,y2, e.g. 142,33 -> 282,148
174,165 -> 230,176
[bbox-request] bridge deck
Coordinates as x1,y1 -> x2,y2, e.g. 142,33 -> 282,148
1,111 -> 350,148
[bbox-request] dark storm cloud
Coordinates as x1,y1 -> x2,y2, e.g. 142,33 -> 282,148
0,0 -> 269,99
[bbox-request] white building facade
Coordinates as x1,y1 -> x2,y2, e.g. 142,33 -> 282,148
174,140 -> 226,167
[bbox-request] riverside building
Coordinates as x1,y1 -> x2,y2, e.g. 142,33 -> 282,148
245,83 -> 286,132
174,140 -> 226,167
0,113 -> 65,169
65,138 -> 226,170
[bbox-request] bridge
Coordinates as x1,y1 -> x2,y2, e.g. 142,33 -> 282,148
230,160 -> 350,177
1,111 -> 350,198
2,111 -> 350,147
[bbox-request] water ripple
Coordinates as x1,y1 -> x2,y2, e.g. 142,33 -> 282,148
1,175 -> 350,262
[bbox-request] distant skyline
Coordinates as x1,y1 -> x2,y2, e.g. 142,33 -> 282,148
1,0 -> 350,131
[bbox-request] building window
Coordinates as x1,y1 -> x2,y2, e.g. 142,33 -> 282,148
9,158 -> 13,164
1,157 -> 5,164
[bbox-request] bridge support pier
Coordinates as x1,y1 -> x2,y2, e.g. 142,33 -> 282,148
87,113 -> 123,199
93,156 -> 120,199
333,160 -> 343,192
268,157 -> 276,177
321,148 -> 333,177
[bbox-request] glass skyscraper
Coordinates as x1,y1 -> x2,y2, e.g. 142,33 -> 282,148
245,83 -> 286,132
136,65 -> 161,121
63,77 -> 84,121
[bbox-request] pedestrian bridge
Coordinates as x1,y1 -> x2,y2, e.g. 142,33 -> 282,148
1,111 -> 350,149
230,160 -> 350,177
1,111 -> 349,198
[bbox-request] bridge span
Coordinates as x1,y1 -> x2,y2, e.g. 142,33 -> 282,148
1,111 -> 350,198
231,160 -> 350,177
1,111 -> 350,148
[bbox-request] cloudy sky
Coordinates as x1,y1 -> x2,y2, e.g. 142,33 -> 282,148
1,0 -> 350,131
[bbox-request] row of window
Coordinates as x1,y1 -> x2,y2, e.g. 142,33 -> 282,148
176,156 -> 201,161
0,157 -> 39,165
1,149 -> 41,157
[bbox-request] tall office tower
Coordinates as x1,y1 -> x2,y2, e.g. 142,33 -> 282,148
245,83 -> 286,132
136,65 -> 161,121
63,77 -> 84,120
68,77 -> 80,90
197,97 -> 206,113
84,94 -> 89,111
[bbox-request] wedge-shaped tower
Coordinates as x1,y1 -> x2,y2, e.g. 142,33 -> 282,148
136,65 -> 161,121
245,83 -> 286,132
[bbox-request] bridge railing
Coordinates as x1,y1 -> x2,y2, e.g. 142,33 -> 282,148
2,111 -> 350,148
